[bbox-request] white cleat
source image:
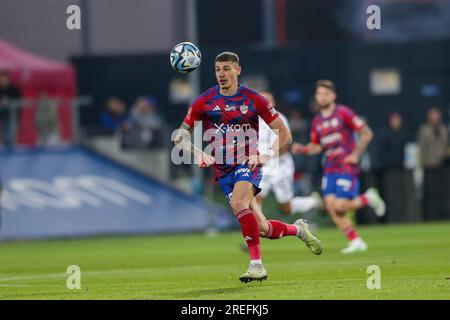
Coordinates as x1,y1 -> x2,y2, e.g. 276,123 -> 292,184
365,187 -> 386,217
294,219 -> 323,255
341,238 -> 368,254
239,263 -> 268,283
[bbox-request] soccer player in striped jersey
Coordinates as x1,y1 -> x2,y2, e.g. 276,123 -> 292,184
174,52 -> 322,282
291,80 -> 385,254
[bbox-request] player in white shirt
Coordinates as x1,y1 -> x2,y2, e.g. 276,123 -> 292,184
257,91 -> 323,215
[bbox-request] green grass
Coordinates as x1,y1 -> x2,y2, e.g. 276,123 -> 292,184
0,222 -> 449,299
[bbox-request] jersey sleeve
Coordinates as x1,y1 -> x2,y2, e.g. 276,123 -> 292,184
340,106 -> 365,132
255,94 -> 279,125
310,118 -> 320,144
183,97 -> 204,127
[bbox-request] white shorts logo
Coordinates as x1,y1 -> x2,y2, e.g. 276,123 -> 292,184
337,178 -> 352,192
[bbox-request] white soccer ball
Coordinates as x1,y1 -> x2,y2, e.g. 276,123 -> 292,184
170,42 -> 202,74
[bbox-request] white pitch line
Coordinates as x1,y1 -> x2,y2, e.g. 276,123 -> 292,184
0,258 -> 398,283
0,284 -> 34,287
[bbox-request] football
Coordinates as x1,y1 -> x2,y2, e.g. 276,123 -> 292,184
170,42 -> 202,73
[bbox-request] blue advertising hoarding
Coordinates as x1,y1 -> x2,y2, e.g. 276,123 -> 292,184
0,147 -> 232,240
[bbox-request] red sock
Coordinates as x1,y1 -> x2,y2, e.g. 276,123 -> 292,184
358,194 -> 369,207
344,226 -> 359,241
266,220 -> 298,239
236,209 -> 261,260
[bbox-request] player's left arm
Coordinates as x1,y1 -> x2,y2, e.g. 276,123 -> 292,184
344,114 -> 374,165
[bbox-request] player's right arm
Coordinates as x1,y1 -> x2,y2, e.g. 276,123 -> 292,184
291,118 -> 322,156
173,100 -> 214,168
291,142 -> 322,156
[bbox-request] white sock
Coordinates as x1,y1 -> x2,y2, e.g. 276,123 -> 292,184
296,224 -> 307,241
250,259 -> 262,265
291,196 -> 319,214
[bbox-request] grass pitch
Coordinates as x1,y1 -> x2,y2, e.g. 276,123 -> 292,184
0,222 -> 449,300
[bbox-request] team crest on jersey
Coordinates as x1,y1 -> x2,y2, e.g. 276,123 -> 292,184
240,104 -> 248,114
225,104 -> 236,112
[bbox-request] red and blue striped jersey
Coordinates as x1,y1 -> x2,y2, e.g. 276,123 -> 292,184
183,85 -> 279,178
310,105 -> 365,176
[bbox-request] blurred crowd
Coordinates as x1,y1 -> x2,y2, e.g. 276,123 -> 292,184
0,70 -> 167,150
99,95 -> 165,150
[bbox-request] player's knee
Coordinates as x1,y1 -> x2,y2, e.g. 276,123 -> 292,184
325,202 -> 344,218
230,199 -> 248,214
334,201 -> 348,215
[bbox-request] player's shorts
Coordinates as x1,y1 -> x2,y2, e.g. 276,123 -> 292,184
259,153 -> 295,203
217,164 -> 262,202
322,173 -> 360,199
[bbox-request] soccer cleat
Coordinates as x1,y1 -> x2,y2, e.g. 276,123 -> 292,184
341,237 -> 368,254
239,263 -> 268,283
294,219 -> 323,255
366,187 -> 386,217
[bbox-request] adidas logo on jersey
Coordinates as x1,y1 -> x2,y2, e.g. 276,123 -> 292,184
213,105 -> 221,111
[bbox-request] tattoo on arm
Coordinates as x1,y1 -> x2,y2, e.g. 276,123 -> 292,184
174,122 -> 203,157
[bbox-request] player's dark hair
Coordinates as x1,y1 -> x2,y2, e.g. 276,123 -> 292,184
215,52 -> 239,64
316,80 -> 336,93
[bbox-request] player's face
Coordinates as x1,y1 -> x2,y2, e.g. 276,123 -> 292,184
315,86 -> 336,109
215,61 -> 241,90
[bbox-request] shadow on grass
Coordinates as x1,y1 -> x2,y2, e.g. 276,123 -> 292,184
160,286 -> 247,299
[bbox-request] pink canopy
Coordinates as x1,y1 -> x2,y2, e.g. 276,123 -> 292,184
0,40 -> 76,145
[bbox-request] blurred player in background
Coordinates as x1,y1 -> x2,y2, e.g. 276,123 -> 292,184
257,91 -> 323,215
174,52 -> 322,283
292,80 -> 385,254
